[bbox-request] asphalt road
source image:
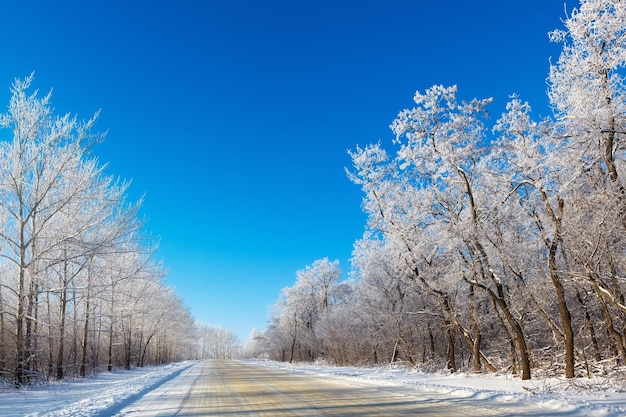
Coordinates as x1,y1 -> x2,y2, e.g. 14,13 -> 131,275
115,360 -> 565,416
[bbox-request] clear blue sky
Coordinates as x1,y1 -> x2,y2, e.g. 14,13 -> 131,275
0,1 -> 575,341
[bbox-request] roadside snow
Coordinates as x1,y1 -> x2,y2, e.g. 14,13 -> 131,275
1,359 -> 625,416
251,360 -> 626,417
0,361 -> 195,417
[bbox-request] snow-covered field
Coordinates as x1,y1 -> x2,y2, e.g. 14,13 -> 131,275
1,359 -> 625,416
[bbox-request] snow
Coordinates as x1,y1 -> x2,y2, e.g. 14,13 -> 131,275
252,360 -> 626,416
1,360 -> 625,416
0,362 -> 195,417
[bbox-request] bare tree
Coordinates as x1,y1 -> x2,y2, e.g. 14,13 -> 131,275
0,76 -> 200,384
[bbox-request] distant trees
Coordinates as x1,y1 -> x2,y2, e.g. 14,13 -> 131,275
263,258 -> 345,363
0,75 -> 198,386
242,328 -> 266,359
196,324 -> 241,359
260,0 -> 626,381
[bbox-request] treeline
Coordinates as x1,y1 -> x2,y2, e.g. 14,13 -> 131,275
258,0 -> 626,380
196,324 -> 241,359
0,76 -> 198,386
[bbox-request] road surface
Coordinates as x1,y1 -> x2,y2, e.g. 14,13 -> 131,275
115,360 -> 564,416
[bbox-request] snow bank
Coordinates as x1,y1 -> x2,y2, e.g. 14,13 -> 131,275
0,361 -> 196,417
249,360 -> 626,417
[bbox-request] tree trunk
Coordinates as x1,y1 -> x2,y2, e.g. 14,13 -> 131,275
593,280 -> 626,364
391,340 -> 399,363
439,295 -> 457,372
552,271 -> 575,379
25,278 -> 39,382
469,286 -> 482,372
56,283 -> 68,380
289,314 -> 297,363
495,291 -> 531,380
125,328 -> 132,370
469,277 -> 531,380
576,290 -> 601,362
542,194 -> 575,379
445,323 -> 456,373
460,170 -> 529,378
80,294 -> 90,377
107,319 -> 114,372
140,331 -> 156,367
15,236 -> 28,386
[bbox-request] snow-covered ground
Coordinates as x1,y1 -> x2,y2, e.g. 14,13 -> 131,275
252,360 -> 626,416
1,359 -> 625,416
0,362 -> 196,417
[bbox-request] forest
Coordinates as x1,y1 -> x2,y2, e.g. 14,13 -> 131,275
255,0 -> 626,381
0,76 -> 214,387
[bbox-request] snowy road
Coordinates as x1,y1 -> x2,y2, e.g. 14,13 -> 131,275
0,359 -> 621,416
114,360 -> 575,416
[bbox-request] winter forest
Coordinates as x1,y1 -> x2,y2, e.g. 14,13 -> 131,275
2,0 -> 625,389
253,0 -> 626,381
0,76 -> 244,387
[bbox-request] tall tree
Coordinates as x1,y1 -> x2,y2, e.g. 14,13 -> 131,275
0,75 -> 102,385
0,76 -> 200,385
548,0 -> 626,369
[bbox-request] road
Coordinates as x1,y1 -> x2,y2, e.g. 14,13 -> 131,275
115,360 -> 565,416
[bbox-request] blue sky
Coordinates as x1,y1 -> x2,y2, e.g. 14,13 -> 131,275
0,1 -> 575,341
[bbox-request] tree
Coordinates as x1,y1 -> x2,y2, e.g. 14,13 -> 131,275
348,85 -> 528,377
197,324 -> 241,359
548,0 -> 626,186
0,75 -> 104,385
0,75 -> 200,385
547,0 -> 626,372
254,0 -> 626,381
351,238 -> 430,366
489,97 -> 578,378
265,258 -> 342,362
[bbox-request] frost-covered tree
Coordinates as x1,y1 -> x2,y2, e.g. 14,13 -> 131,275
548,0 -> 626,185
265,258 -> 343,362
0,76 -> 198,385
348,85 -> 525,377
488,97 -> 579,378
0,76 -> 105,384
255,0 -> 626,381
196,324 -> 241,359
547,0 -> 626,372
243,328 -> 266,359
350,238 -> 429,365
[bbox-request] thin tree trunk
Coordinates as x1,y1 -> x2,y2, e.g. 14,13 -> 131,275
56,283 -> 68,380
140,331 -> 156,367
107,319 -> 114,372
460,168 -> 530,378
80,294 -> 90,377
576,290 -> 601,362
440,295 -> 456,373
463,269 -> 531,380
15,236 -> 28,386
125,327 -> 132,370
25,278 -> 39,382
45,292 -> 55,381
289,314 -> 297,363
593,280 -> 626,364
445,323 -> 456,373
469,286 -> 482,372
540,193 -> 575,378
